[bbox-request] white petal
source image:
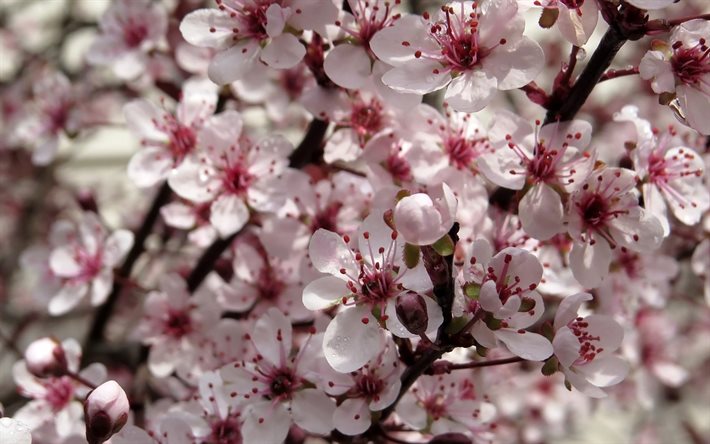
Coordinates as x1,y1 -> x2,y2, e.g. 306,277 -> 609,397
552,327 -> 581,368
49,247 -> 81,277
180,9 -> 236,48
576,355 -> 629,387
569,240 -> 612,289
553,292 -> 593,330
242,401 -> 290,444
308,229 -> 357,277
324,44 -> 372,89
444,70 -> 497,113
210,195 -> 249,237
253,307 -> 292,366
103,230 -> 134,267
495,329 -> 553,361
90,270 -> 113,306
261,33 -> 305,69
49,284 -> 88,315
519,183 -> 564,240
292,389 -> 335,434
208,41 -> 260,85
483,38 -> 544,90
323,307 -> 384,373
128,148 -> 174,188
302,276 -> 350,310
381,61 -> 451,95
333,398 -> 371,435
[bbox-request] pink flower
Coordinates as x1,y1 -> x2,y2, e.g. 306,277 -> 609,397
322,336 -> 403,435
135,274 -> 221,378
84,380 -> 130,444
639,19 -> 710,135
479,114 -> 596,240
13,339 -> 106,438
47,212 -> 134,316
614,105 -> 709,235
552,292 -> 629,398
323,0 -> 402,89
124,78 -> 218,188
397,372 -> 496,440
565,167 -> 664,289
86,0 -> 168,80
15,72 -> 79,165
168,110 -> 293,237
220,308 -> 335,442
180,0 -> 338,85
462,239 -> 554,361
519,0 -> 599,46
370,0 -> 544,112
303,210 -> 442,372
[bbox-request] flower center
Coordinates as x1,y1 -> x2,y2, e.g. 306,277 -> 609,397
216,0 -> 279,41
355,373 -> 384,400
350,98 -> 385,144
163,309 -> 193,338
569,317 -> 602,364
210,417 -> 242,444
386,151 -> 412,183
310,202 -> 342,233
423,3 -> 483,72
445,136 -> 488,169
122,20 -> 149,48
348,0 -> 401,48
671,38 -> 710,86
222,162 -> 255,196
580,194 -> 607,228
44,376 -> 74,411
268,368 -> 297,399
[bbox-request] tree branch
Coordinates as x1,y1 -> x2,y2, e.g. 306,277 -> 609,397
86,182 -> 172,344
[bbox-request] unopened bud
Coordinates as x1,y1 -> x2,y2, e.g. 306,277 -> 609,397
24,337 -> 68,378
395,292 -> 429,336
84,380 -> 130,444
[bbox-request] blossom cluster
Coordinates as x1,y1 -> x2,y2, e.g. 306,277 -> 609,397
0,0 -> 709,443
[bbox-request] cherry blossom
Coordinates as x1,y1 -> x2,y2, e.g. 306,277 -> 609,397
614,105 -> 709,235
324,0 -> 402,89
13,339 -> 106,439
370,0 -> 544,112
639,19 -> 710,134
124,78 -> 218,188
479,114 -> 596,240
518,0 -> 599,46
86,0 -> 168,80
14,72 -> 79,165
135,274 -> 222,378
565,167 -> 664,289
47,212 -> 134,316
321,336 -> 403,435
552,292 -> 629,398
462,239 -> 554,361
303,210 -> 442,372
397,372 -> 496,440
168,110 -> 293,237
220,308 -> 335,442
180,0 -> 338,85
84,380 -> 130,444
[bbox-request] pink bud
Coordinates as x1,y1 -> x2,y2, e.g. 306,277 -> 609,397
395,291 -> 429,336
24,337 -> 68,378
84,380 -> 130,444
393,183 -> 457,246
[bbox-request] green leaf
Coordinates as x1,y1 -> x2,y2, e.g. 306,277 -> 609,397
431,234 -> 455,256
403,243 -> 420,269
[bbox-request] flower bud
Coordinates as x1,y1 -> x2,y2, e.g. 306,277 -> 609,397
84,380 -> 130,444
395,291 -> 429,336
393,183 -> 457,246
24,337 -> 68,378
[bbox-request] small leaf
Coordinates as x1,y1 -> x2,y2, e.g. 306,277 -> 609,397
403,243 -> 420,269
541,356 -> 559,376
538,7 -> 559,28
464,282 -> 480,299
431,234 -> 454,256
